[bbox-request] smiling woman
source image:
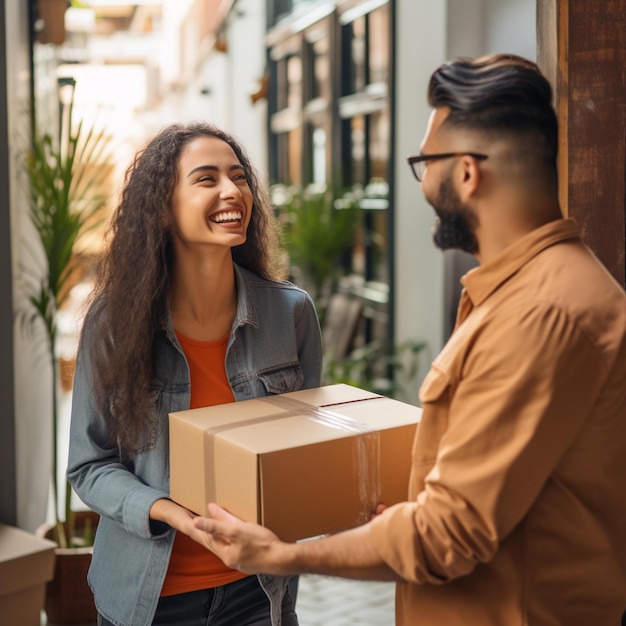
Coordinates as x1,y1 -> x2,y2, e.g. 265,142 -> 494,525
66,122 -> 323,626
169,136 -> 253,259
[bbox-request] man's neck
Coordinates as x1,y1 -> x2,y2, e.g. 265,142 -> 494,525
473,192 -> 562,264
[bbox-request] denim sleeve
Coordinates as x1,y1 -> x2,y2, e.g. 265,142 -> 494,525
295,292 -> 323,389
66,323 -> 171,541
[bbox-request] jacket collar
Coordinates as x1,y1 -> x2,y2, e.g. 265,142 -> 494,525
233,263 -> 260,330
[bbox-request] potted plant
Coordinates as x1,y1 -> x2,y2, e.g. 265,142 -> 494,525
271,183 -> 359,324
323,338 -> 429,402
19,111 -> 110,623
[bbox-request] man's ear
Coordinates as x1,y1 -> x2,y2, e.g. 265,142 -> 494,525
457,154 -> 482,202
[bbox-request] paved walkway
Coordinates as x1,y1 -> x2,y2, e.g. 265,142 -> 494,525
296,575 -> 395,626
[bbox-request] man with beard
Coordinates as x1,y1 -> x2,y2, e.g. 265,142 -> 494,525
188,54 -> 626,626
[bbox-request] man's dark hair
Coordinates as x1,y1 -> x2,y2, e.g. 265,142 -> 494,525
428,54 -> 558,168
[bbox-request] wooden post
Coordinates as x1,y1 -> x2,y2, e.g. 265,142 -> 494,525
36,0 -> 68,45
537,0 -> 626,287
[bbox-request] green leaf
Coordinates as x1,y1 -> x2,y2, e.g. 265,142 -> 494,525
273,183 -> 359,309
19,115 -> 110,541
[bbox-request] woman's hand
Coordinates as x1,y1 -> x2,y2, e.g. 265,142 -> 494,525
149,499 -> 277,568
149,498 -> 197,535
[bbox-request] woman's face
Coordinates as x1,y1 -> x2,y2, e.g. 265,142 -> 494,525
170,136 -> 253,252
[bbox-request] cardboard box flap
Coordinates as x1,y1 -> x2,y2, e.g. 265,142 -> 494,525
330,396 -> 421,430
280,383 -> 381,406
172,397 -> 291,429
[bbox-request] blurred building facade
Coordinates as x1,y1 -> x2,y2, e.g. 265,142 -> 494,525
0,0 -> 536,532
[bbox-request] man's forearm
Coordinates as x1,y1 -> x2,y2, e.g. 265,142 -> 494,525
279,523 -> 400,581
191,503 -> 401,581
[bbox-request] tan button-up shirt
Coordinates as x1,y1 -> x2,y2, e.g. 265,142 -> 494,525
371,218 -> 626,625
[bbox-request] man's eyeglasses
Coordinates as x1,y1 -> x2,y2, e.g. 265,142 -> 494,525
407,152 -> 488,182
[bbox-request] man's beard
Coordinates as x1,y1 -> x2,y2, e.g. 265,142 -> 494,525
429,178 -> 479,254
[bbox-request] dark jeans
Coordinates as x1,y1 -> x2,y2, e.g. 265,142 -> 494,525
97,575 -> 299,626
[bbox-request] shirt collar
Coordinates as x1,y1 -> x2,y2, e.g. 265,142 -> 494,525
461,218 -> 581,308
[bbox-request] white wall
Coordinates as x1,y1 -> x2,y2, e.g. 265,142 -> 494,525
156,0 -> 268,177
6,1 -> 53,532
448,0 -> 535,59
393,1 -> 448,402
224,0 -> 268,176
447,0 -> 486,58
393,0 -> 536,401
483,0 -> 536,60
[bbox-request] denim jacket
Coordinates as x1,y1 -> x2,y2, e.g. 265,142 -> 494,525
67,264 -> 323,626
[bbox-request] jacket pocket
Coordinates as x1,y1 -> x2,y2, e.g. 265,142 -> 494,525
257,364 -> 304,394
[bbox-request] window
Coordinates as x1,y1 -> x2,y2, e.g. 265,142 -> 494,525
341,3 -> 390,95
339,2 -> 391,286
307,30 -> 330,101
266,0 -> 393,361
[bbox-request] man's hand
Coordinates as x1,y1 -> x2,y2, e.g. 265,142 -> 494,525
190,503 -> 294,575
191,502 -> 400,582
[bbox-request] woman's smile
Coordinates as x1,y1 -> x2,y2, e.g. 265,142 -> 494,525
209,209 -> 244,225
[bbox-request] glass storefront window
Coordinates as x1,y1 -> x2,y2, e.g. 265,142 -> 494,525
276,57 -> 288,110
341,3 -> 390,95
368,5 -> 389,85
267,0 -> 393,357
287,55 -> 302,109
309,34 -> 330,101
345,109 -> 389,186
350,17 -> 367,93
275,53 -> 302,111
369,108 -> 389,180
287,129 -> 302,186
274,129 -> 303,187
350,115 -> 366,185
311,126 -> 327,185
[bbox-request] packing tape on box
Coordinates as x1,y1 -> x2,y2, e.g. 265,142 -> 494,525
202,394 -> 383,523
260,395 -> 382,524
259,394 -> 375,433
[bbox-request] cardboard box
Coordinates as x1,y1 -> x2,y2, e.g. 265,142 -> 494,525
169,384 -> 421,542
0,524 -> 56,626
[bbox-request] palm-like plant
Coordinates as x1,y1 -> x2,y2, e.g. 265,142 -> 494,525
272,183 -> 358,322
20,117 -> 110,549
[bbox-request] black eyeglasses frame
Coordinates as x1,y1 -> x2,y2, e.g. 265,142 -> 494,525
407,152 -> 488,182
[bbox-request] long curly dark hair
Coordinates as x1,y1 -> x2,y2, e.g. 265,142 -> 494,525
85,122 -> 284,457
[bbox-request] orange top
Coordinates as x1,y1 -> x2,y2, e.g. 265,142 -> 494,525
160,331 -> 248,597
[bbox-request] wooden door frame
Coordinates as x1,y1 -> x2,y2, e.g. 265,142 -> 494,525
537,0 -> 626,287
